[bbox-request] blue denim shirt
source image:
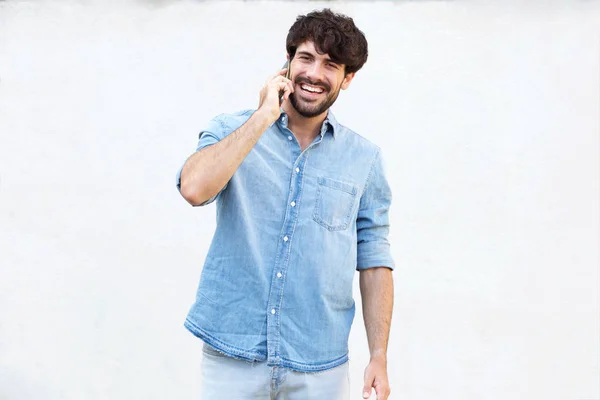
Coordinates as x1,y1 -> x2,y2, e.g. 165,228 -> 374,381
176,109 -> 394,372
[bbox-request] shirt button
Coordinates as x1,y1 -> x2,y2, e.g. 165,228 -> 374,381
277,272 -> 282,278
283,236 -> 288,242
295,168 -> 300,173
271,309 -> 276,315
290,201 -> 296,207
288,135 -> 293,141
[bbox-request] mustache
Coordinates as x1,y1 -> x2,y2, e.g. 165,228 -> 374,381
294,77 -> 330,92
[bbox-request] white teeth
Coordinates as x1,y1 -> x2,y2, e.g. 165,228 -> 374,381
301,84 -> 324,93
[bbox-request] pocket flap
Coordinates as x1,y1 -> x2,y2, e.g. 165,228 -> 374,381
317,177 -> 357,195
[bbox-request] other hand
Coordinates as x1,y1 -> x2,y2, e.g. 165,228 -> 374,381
362,356 -> 390,400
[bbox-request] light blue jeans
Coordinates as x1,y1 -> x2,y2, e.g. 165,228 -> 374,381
200,343 -> 351,399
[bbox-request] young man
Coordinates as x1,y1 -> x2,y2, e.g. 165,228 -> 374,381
177,9 -> 394,400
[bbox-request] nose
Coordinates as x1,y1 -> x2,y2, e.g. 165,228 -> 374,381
304,62 -> 325,83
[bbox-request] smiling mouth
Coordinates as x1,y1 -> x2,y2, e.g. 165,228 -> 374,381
299,83 -> 325,96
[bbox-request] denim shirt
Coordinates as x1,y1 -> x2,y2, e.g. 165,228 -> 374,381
176,109 -> 394,372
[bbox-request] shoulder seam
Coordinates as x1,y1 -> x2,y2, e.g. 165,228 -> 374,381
212,109 -> 254,133
337,123 -> 381,151
361,148 -> 381,197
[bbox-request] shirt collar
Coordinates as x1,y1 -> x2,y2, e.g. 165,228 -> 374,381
278,109 -> 340,140
323,111 -> 339,139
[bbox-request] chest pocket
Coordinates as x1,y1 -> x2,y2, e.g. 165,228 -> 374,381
313,177 -> 359,231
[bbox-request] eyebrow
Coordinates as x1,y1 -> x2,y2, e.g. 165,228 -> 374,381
296,50 -> 337,64
296,51 -> 315,58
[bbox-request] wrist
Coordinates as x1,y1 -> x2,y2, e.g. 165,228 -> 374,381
255,105 -> 280,124
370,349 -> 387,363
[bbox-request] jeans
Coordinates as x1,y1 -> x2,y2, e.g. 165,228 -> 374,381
200,343 -> 351,399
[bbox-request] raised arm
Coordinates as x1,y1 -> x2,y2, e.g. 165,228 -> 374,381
179,69 -> 293,206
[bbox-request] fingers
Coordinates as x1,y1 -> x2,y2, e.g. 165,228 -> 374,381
267,72 -> 293,86
258,72 -> 294,114
363,362 -> 390,400
364,372 -> 391,400
374,382 -> 391,400
272,75 -> 293,89
280,80 -> 293,101
265,74 -> 293,92
270,79 -> 293,101
363,372 -> 374,399
269,68 -> 289,81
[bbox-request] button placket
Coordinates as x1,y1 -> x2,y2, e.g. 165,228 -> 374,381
266,153 -> 310,364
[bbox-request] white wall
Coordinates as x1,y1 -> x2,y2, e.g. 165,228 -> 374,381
0,1 -> 598,399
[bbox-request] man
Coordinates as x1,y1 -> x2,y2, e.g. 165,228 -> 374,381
177,8 -> 394,400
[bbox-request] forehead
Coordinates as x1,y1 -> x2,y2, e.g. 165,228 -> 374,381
296,41 -> 331,61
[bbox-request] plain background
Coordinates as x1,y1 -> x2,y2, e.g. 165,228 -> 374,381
0,1 -> 599,399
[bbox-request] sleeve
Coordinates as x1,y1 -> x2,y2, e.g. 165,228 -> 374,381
175,115 -> 228,206
356,149 -> 395,271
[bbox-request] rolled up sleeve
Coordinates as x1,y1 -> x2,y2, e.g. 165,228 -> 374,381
356,150 -> 395,271
175,116 -> 228,206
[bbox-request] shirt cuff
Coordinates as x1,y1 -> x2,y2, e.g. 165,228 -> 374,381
356,240 -> 395,271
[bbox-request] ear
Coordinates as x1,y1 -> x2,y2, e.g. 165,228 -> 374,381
341,72 -> 356,90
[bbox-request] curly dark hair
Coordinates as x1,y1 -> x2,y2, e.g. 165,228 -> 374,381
285,8 -> 368,74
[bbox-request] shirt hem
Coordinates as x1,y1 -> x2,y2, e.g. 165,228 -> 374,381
184,319 -> 267,362
278,353 -> 349,372
184,318 -> 350,372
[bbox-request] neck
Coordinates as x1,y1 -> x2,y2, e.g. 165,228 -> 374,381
281,101 -> 328,141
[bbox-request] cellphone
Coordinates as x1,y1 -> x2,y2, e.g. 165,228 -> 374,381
279,60 -> 291,104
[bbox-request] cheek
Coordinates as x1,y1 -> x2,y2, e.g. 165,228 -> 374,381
325,76 -> 341,91
335,73 -> 348,89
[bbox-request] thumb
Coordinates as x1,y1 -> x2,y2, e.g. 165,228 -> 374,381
363,371 -> 374,398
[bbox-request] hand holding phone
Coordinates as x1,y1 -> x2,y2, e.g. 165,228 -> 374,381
257,62 -> 293,123
279,60 -> 291,105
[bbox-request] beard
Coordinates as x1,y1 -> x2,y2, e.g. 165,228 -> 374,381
289,77 -> 341,118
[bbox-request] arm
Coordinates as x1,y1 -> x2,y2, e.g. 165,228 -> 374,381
361,267 -> 394,359
356,150 -> 394,399
179,110 -> 272,206
179,69 -> 294,206
360,267 -> 393,400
